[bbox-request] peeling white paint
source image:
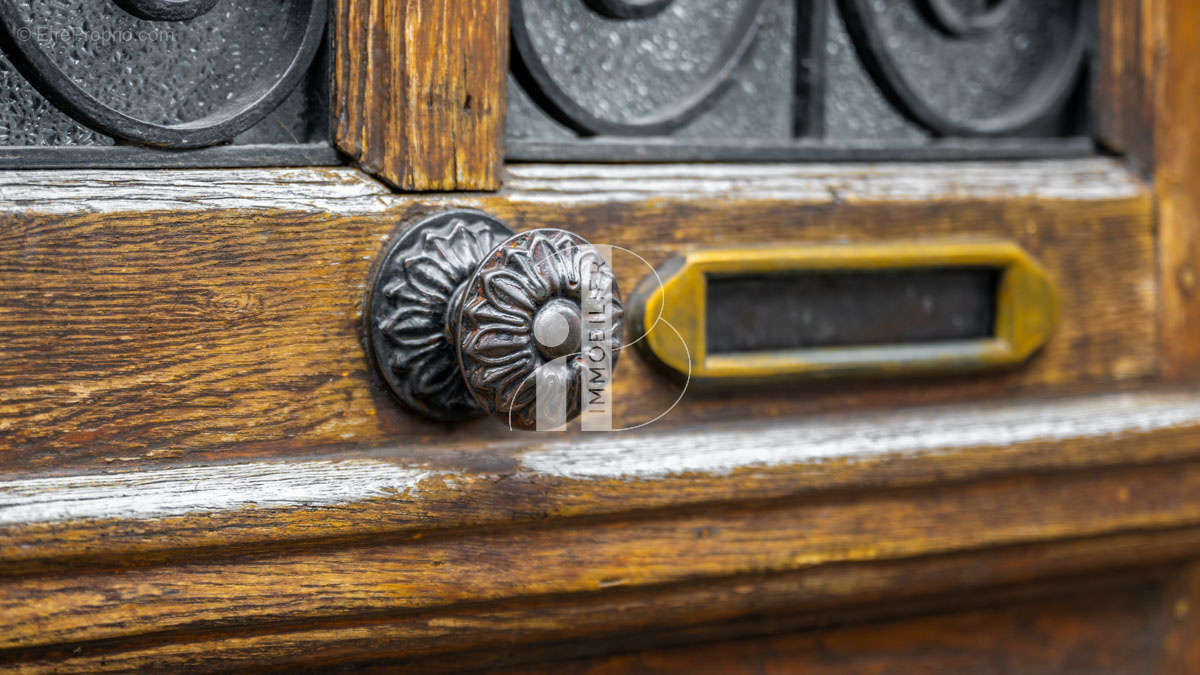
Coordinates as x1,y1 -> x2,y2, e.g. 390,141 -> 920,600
503,159 -> 1145,204
0,160 -> 1143,215
0,460 -> 431,525
519,392 -> 1200,479
0,168 -> 394,215
5,392 -> 1200,525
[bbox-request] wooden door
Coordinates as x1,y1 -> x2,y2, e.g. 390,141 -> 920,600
1,0 -> 1199,671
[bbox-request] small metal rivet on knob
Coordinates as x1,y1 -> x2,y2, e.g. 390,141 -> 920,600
532,299 -> 582,361
365,209 -> 623,430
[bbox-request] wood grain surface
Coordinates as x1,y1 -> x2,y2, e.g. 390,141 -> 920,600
7,458 -> 1200,670
492,575 -> 1182,675
1097,0 -> 1200,378
4,388 -> 1200,568
1096,0 -> 1159,176
1153,0 -> 1200,378
0,160 -> 1156,474
331,0 -> 508,191
2,1 -> 1194,669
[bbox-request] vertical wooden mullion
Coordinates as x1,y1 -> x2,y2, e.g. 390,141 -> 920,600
1101,0 -> 1200,378
1152,0 -> 1200,378
1095,0 -> 1157,176
331,0 -> 509,191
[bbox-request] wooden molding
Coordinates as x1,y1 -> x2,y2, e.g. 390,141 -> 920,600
491,573 -> 1187,675
0,161 -> 1154,473
331,0 -> 509,191
8,443 -> 1200,670
4,387 -> 1200,567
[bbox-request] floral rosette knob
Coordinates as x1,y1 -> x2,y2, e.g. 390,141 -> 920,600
366,210 -> 623,430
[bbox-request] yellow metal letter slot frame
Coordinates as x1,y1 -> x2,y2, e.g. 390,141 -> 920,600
630,240 -> 1058,381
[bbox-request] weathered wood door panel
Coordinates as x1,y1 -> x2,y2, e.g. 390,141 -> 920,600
2,0 -> 1200,672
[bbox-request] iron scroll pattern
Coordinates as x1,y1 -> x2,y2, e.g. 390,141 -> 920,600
0,0 -> 327,153
507,0 -> 1090,159
836,0 -> 1086,137
511,0 -> 768,136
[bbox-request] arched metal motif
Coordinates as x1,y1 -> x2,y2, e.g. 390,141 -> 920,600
0,0 -> 326,148
114,0 -> 222,21
922,0 -> 1017,37
582,0 -> 674,20
836,0 -> 1086,137
510,0 -> 768,136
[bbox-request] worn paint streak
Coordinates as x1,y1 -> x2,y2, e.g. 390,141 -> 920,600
503,159 -> 1146,204
0,168 -> 394,215
0,461 -> 431,524
5,392 -> 1200,524
521,392 -> 1200,479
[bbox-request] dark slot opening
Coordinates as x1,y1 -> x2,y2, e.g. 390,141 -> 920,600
706,267 -> 1000,355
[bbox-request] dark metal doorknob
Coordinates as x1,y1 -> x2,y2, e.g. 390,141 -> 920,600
366,210 -> 623,430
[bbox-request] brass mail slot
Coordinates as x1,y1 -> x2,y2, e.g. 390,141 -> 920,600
629,241 -> 1057,381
